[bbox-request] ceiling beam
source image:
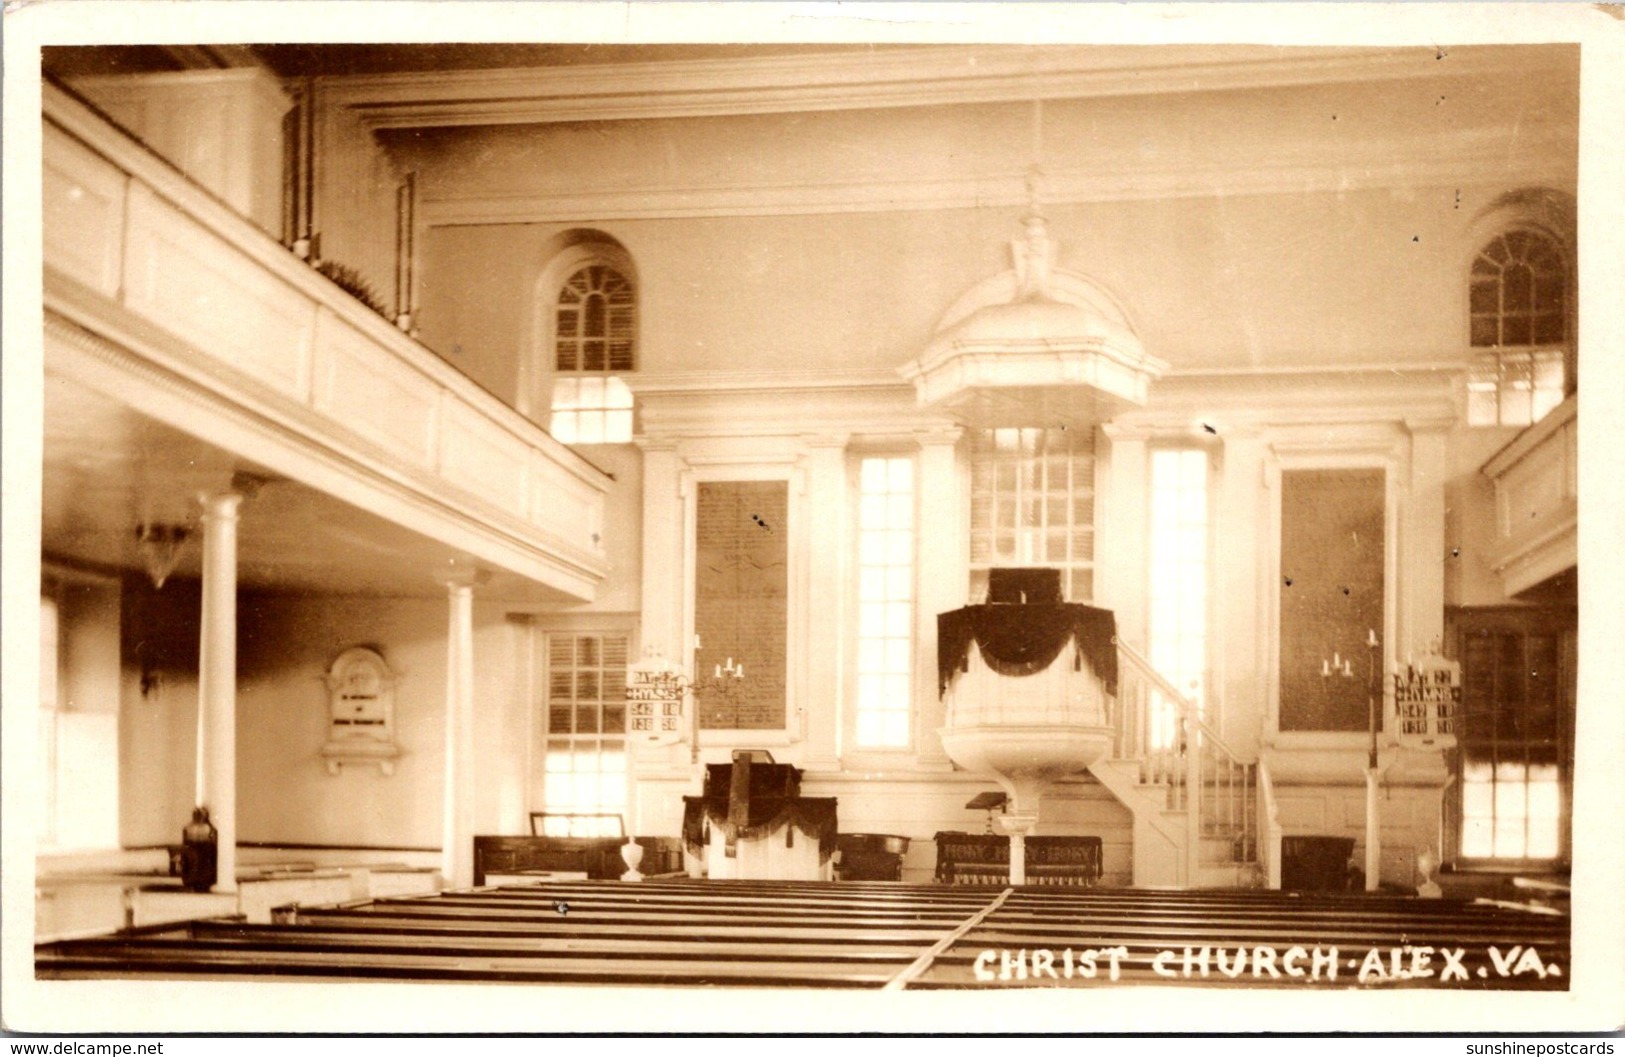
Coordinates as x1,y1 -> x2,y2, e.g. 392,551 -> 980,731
316,43 -> 1576,130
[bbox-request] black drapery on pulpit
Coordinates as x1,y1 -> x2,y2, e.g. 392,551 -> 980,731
937,603 -> 1118,697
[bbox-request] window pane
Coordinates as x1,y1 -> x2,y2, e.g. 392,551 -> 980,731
860,494 -> 886,530
1493,817 -> 1525,858
1461,817 -> 1494,858
887,493 -> 913,529
1526,776 -> 1560,821
1494,777 -> 1526,820
970,427 -> 1095,603
1501,311 -> 1532,347
888,458 -> 913,491
859,567 -> 886,602
1532,312 -> 1565,346
1533,274 -> 1564,314
1503,264 -> 1533,315
1525,821 -> 1560,859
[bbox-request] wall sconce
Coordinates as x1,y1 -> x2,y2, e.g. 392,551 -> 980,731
134,523 -> 189,589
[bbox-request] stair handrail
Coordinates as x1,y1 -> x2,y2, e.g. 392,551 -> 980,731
1117,637 -> 1259,885
1114,638 -> 1251,766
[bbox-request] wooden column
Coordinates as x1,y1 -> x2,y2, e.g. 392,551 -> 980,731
635,442 -> 688,755
195,489 -> 244,893
1402,418 -> 1451,659
1097,427 -> 1149,644
799,435 -> 848,772
441,565 -> 483,890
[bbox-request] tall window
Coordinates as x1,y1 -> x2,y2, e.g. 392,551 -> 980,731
539,633 -> 628,836
1149,449 -> 1210,748
1467,229 -> 1569,428
550,262 -> 635,443
1451,609 -> 1573,863
969,427 -> 1095,603
855,456 -> 915,749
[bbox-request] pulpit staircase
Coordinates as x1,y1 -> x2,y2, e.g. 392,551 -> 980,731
1091,640 -> 1281,889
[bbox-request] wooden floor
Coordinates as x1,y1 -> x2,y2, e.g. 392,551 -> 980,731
35,880 -> 1569,990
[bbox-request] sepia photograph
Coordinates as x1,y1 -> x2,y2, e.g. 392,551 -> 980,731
3,0 -> 1622,1037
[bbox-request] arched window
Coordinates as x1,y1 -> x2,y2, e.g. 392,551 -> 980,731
537,239 -> 637,444
555,264 -> 634,373
1466,226 -> 1571,427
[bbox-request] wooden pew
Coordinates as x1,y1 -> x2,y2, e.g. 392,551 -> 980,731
37,880 -> 1568,991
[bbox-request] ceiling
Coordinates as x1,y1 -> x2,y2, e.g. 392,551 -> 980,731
40,371 -> 573,602
40,42 -> 878,80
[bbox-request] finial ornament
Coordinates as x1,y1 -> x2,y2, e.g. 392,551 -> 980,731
1012,167 -> 1053,300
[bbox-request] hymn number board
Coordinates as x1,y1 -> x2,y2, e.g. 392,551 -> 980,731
626,667 -> 685,744
1393,653 -> 1461,748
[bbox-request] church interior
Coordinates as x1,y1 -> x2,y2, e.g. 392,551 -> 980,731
10,24 -> 1620,1024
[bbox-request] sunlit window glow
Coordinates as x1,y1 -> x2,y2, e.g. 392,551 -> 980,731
1149,449 -> 1209,750
540,634 -> 628,835
969,428 -> 1094,603
551,375 -> 633,444
1460,760 -> 1561,859
855,456 -> 914,749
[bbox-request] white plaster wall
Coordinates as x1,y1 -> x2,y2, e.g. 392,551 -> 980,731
560,444 -> 642,615
233,593 -> 519,849
801,773 -> 1136,886
119,575 -> 199,849
416,189 -> 1521,386
1446,423 -> 1536,608
1273,775 -> 1446,890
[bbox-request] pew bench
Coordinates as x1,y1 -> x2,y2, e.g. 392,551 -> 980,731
37,880 -> 1570,991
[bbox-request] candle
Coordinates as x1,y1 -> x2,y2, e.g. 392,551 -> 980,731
1367,628 -> 1378,647
714,664 -> 721,678
1343,659 -> 1353,677
1322,660 -> 1331,677
1334,653 -> 1341,669
736,664 -> 744,679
